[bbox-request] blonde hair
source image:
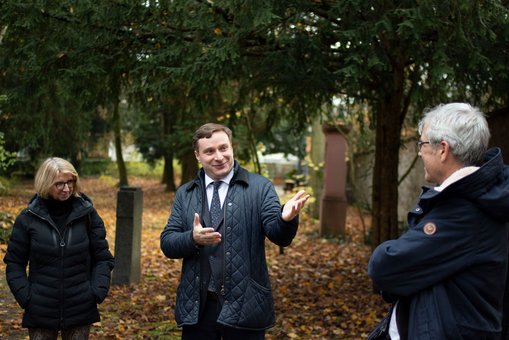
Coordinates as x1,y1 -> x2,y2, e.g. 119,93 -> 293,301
34,157 -> 81,199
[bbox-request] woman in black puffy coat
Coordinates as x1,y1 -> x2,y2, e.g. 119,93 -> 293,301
3,157 -> 114,340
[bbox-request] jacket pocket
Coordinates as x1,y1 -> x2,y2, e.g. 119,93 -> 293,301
24,282 -> 42,317
237,278 -> 275,329
89,281 -> 100,304
19,282 -> 32,309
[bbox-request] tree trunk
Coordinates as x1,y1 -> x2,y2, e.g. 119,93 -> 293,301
161,108 -> 176,191
180,151 -> 198,185
309,120 -> 325,219
371,101 -> 401,249
111,76 -> 128,187
370,57 -> 408,248
70,151 -> 82,174
163,152 -> 176,191
244,111 -> 262,175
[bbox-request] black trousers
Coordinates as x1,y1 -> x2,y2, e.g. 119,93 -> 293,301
182,293 -> 265,340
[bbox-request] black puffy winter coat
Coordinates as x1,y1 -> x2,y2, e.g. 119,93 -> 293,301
3,193 -> 114,329
160,162 -> 298,330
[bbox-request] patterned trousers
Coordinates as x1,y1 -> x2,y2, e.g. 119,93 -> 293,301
28,325 -> 91,340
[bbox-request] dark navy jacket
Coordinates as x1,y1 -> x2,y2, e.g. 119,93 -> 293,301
368,148 -> 509,339
160,162 -> 299,330
4,193 -> 114,329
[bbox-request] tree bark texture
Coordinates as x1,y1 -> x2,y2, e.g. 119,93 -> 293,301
111,76 -> 128,187
370,57 -> 408,248
161,108 -> 176,191
180,151 -> 198,186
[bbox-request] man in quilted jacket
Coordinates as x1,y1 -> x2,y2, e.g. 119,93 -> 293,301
160,123 -> 309,340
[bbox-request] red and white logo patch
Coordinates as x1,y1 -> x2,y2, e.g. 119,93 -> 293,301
423,222 -> 437,235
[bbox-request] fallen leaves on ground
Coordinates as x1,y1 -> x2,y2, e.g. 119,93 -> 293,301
0,176 -> 387,339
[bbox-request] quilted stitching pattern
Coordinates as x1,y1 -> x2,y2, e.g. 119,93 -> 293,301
165,166 -> 298,330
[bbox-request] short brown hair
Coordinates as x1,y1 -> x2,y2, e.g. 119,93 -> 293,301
34,157 -> 81,199
192,123 -> 233,152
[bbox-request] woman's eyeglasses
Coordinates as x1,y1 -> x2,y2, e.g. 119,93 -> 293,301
54,180 -> 75,190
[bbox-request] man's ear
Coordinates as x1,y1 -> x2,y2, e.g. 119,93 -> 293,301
439,141 -> 450,162
194,150 -> 200,162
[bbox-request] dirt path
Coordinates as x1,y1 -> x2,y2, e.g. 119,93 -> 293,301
0,256 -> 28,339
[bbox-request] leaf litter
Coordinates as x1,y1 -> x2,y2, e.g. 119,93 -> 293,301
0,177 -> 386,339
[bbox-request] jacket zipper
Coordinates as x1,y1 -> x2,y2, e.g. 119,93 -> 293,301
59,231 -> 65,327
220,193 -> 228,297
28,209 -> 75,328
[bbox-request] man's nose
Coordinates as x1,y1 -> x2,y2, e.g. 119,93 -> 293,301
214,150 -> 223,159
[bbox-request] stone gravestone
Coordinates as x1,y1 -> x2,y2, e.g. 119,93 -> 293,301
112,186 -> 143,285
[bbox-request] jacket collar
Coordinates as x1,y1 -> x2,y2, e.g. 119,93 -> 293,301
421,147 -> 504,199
433,166 -> 479,192
28,193 -> 93,221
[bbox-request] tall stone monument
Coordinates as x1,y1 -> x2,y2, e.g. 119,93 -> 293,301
112,186 -> 143,285
320,124 -> 348,238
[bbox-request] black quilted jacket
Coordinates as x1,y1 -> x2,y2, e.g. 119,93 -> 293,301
4,193 -> 114,329
160,162 -> 298,330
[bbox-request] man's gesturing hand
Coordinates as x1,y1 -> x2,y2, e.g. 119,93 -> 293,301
282,190 -> 310,222
192,213 -> 222,246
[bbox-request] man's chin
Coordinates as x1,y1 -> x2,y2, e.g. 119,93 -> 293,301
212,171 -> 227,179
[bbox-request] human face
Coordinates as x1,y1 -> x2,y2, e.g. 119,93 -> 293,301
49,172 -> 75,201
195,130 -> 234,180
418,125 -> 444,184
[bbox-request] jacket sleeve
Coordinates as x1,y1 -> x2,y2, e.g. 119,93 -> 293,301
89,209 -> 114,304
160,188 -> 200,259
260,180 -> 299,247
502,223 -> 509,339
3,212 -> 31,308
368,201 -> 482,297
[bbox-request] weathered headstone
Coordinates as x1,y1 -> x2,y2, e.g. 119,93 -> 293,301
112,186 -> 143,285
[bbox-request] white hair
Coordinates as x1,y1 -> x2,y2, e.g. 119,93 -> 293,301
418,103 -> 490,165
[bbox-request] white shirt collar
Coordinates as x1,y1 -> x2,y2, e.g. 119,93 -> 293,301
204,168 -> 234,188
434,166 -> 480,192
